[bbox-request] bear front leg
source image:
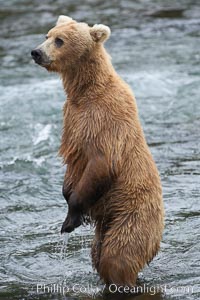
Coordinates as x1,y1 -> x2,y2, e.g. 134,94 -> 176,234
61,169 -> 81,233
62,182 -> 72,203
61,154 -> 116,233
62,169 -> 73,203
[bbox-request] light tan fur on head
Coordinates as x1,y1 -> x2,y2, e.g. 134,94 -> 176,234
32,15 -> 111,73
56,15 -> 73,26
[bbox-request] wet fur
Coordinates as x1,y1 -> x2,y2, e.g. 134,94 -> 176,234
35,18 -> 164,286
59,46 -> 164,285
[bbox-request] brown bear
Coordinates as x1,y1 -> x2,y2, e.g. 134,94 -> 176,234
31,15 -> 164,287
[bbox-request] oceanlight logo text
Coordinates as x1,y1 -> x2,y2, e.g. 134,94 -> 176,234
108,284 -> 194,296
35,283 -> 194,297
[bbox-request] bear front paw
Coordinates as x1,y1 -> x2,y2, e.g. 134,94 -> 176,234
61,213 -> 82,234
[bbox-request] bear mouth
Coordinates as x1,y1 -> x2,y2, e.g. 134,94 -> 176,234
37,60 -> 52,67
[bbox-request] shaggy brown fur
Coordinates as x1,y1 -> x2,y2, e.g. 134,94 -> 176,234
32,16 -> 164,287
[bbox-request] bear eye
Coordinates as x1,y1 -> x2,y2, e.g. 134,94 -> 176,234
45,35 -> 48,40
55,37 -> 64,48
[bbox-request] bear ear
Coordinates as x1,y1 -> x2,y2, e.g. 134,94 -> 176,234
90,24 -> 111,43
56,15 -> 73,26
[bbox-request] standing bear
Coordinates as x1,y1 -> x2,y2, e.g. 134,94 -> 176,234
31,16 -> 164,287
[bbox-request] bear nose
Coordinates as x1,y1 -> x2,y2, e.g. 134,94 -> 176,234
31,49 -> 42,62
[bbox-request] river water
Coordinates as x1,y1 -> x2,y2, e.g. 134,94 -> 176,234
0,0 -> 200,299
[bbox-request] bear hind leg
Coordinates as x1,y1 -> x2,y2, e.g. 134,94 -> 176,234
99,254 -> 138,287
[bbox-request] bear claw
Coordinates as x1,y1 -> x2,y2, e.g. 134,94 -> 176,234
61,214 -> 82,234
61,222 -> 74,234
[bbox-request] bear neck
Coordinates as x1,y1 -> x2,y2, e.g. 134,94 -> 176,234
61,45 -> 116,101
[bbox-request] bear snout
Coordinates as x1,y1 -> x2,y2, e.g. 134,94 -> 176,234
31,49 -> 43,64
31,48 -> 51,66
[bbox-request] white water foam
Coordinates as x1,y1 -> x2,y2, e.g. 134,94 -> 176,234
33,124 -> 52,145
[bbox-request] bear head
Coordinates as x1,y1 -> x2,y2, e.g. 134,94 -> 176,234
31,15 -> 111,73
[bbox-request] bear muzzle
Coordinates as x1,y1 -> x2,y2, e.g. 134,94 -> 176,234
31,49 -> 51,66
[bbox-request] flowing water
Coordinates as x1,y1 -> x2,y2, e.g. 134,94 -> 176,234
0,0 -> 200,299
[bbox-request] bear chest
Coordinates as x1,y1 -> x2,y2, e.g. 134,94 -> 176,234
61,102 -> 102,165
62,101 -> 104,146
